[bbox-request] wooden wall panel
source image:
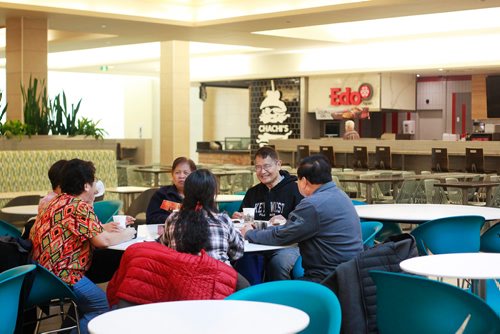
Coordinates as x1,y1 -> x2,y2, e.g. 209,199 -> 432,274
471,74 -> 487,119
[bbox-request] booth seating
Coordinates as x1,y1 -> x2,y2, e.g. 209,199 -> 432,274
0,150 -> 118,208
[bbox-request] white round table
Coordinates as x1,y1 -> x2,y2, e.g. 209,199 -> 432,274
0,204 -> 39,216
355,204 -> 500,224
88,300 -> 310,334
400,253 -> 500,299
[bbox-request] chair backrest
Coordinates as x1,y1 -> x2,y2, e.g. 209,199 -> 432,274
226,280 -> 342,334
423,179 -> 446,204
218,200 -> 243,217
480,223 -> 500,253
297,145 -> 310,167
26,263 -> 78,308
374,146 -> 391,169
353,146 -> 368,169
93,200 -> 123,224
351,199 -> 366,206
370,270 -> 500,334
0,264 -> 36,334
465,148 -> 485,173
361,221 -> 383,247
0,219 -> 22,237
431,148 -> 449,172
410,215 -> 485,256
395,179 -> 419,203
319,146 -> 336,167
125,188 -> 156,218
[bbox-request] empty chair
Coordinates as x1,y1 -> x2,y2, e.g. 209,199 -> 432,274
125,188 -> 157,225
226,280 -> 342,334
0,219 -> 22,237
319,146 -> 336,167
297,145 -> 310,167
410,215 -> 485,256
431,148 -> 449,172
360,221 -> 383,247
374,146 -> 391,170
352,146 -> 368,169
481,223 -> 500,253
444,177 -> 463,205
0,264 -> 36,334
370,270 -> 500,334
423,179 -> 446,204
93,200 -> 123,224
465,148 -> 485,173
26,263 -> 80,333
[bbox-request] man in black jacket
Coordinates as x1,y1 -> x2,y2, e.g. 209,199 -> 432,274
233,146 -> 303,281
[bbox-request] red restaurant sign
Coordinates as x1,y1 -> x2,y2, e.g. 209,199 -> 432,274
330,83 -> 373,106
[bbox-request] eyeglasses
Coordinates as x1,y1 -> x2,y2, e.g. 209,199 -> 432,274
254,163 -> 276,172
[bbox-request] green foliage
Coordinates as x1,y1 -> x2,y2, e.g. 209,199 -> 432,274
77,117 -> 108,139
21,77 -> 51,135
0,119 -> 27,139
1,77 -> 106,140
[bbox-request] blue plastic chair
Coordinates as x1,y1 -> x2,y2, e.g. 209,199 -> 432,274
361,221 -> 383,247
93,200 -> 122,224
291,255 -> 304,279
351,199 -> 402,242
26,263 -> 80,333
351,199 -> 366,206
370,270 -> 500,334
226,280 -> 342,334
0,264 -> 36,334
410,215 -> 485,256
0,219 -> 22,237
481,223 -> 500,253
218,200 -> 242,217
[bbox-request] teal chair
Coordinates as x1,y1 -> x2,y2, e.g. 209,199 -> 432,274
360,221 -> 383,248
410,215 -> 485,256
218,200 -> 242,217
291,255 -> 304,279
370,270 -> 500,334
351,199 -> 402,242
0,264 -> 36,334
226,280 -> 341,334
481,223 -> 500,253
0,219 -> 22,237
93,200 -> 122,224
26,263 -> 80,333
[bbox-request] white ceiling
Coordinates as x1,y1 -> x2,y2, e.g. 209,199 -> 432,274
1,0 -> 500,77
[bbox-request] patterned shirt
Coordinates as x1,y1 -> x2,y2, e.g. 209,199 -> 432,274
159,211 -> 244,264
30,194 -> 103,285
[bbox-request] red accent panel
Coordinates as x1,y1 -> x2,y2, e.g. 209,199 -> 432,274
451,93 -> 456,134
382,113 -> 386,133
461,104 -> 466,135
391,112 -> 398,134
406,112 -> 411,120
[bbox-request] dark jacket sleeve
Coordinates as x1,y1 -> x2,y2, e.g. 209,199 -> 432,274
245,200 -> 319,246
146,190 -> 171,225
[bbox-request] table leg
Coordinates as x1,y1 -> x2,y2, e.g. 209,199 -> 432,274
471,279 -> 486,300
486,187 -> 493,206
462,189 -> 468,205
153,173 -> 160,187
366,184 -> 373,204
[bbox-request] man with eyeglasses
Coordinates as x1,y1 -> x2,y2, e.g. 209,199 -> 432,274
233,146 -> 303,282
242,154 -> 363,283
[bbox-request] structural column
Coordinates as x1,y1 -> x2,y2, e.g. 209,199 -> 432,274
6,17 -> 48,121
159,41 -> 190,165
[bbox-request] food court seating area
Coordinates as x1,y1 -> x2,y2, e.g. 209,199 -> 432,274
0,150 -> 118,208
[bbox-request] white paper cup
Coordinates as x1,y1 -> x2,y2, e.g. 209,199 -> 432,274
242,208 -> 255,224
112,215 -> 127,229
95,180 -> 105,197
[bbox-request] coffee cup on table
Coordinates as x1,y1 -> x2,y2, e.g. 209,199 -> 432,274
112,215 -> 128,229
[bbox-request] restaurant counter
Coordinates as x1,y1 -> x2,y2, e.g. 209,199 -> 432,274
197,149 -> 251,165
269,138 -> 500,173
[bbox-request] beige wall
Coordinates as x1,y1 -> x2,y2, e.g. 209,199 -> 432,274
203,87 -> 250,142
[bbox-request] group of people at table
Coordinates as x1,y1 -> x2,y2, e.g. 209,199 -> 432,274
26,146 -> 364,333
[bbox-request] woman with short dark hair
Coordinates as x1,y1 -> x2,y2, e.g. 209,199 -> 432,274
146,157 -> 197,225
30,159 -> 136,333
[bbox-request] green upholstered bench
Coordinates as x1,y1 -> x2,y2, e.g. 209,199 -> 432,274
0,150 -> 118,208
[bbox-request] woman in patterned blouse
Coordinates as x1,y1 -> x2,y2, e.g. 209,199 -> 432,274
30,159 -> 136,334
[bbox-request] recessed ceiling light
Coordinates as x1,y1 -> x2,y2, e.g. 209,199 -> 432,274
416,74 -> 420,77
101,24 -> 107,29
438,68 -> 444,71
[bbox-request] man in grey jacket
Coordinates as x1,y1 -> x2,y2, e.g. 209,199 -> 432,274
242,154 -> 363,282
